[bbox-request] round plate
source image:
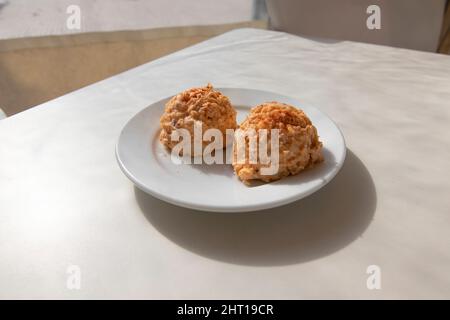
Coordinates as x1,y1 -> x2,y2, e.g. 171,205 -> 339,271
116,88 -> 346,212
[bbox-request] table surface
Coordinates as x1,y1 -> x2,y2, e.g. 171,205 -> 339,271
1,28 -> 450,299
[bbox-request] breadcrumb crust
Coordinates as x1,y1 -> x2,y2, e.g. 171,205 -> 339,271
233,102 -> 323,184
159,84 -> 237,155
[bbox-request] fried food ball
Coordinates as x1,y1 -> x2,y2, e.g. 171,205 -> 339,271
232,102 -> 323,184
159,84 -> 237,156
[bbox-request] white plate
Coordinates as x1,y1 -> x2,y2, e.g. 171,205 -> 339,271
116,88 -> 346,212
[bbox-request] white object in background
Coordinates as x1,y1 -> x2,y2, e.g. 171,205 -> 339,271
0,108 -> 6,120
116,88 -> 346,212
266,0 -> 447,52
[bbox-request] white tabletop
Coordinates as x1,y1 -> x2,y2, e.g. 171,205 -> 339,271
1,28 -> 450,299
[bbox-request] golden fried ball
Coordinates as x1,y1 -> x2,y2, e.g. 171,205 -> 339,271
232,102 -> 323,183
159,84 -> 237,156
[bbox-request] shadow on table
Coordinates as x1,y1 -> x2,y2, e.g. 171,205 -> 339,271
135,149 -> 377,266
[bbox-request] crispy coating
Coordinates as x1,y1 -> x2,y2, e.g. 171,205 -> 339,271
159,84 -> 237,155
233,102 -> 323,184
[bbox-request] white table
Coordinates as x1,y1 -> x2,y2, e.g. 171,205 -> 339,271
1,28 -> 450,299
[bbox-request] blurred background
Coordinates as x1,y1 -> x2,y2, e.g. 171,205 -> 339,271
0,0 -> 448,117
